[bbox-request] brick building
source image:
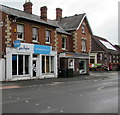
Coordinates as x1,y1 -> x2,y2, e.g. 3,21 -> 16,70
55,12 -> 92,76
90,35 -> 119,71
0,1 -> 92,81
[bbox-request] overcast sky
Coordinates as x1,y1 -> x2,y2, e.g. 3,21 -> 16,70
0,0 -> 119,45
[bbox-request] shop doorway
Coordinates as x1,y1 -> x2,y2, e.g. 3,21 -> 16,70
79,60 -> 86,74
33,60 -> 37,77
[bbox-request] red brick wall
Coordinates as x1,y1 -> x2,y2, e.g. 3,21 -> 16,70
0,11 -> 2,58
76,19 -> 91,54
11,19 -> 56,47
57,33 -> 73,53
0,12 -> 7,57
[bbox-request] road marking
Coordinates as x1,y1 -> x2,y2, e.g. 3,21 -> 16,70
36,104 -> 39,106
80,94 -> 82,97
0,86 -> 21,89
25,100 -> 29,103
97,86 -> 104,90
60,110 -> 64,113
103,82 -> 114,85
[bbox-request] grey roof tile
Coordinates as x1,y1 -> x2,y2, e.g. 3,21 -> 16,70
58,14 -> 85,31
0,4 -> 58,28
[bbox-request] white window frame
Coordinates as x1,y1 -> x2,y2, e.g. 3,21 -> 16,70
17,24 -> 24,40
68,59 -> 74,71
81,39 -> 87,52
109,55 -> 112,63
12,54 -> 29,76
82,25 -> 85,34
62,37 -> 66,50
32,27 -> 38,42
42,55 -> 55,74
46,30 -> 51,44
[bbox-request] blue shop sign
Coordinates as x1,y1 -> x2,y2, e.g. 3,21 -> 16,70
34,45 -> 51,54
14,40 -> 21,48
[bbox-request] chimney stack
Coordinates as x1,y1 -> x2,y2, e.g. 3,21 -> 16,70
40,6 -> 47,21
56,8 -> 62,21
23,1 -> 33,14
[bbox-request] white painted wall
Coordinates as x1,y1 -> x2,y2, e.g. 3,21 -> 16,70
0,58 -> 5,81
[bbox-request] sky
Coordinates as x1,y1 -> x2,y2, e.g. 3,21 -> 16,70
0,0 -> 119,45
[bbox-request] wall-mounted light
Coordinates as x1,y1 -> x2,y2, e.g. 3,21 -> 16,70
0,22 -> 3,27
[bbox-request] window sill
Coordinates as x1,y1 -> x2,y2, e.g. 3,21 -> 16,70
62,48 -> 67,51
32,41 -> 39,44
17,38 -> 25,42
45,42 -> 51,45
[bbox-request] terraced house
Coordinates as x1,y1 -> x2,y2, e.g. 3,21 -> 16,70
90,35 -> 119,71
0,1 -> 92,81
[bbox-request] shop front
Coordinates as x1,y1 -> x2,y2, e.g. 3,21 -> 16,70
6,42 -> 57,81
59,52 -> 89,77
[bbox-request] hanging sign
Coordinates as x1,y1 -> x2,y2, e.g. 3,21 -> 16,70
14,40 -> 21,48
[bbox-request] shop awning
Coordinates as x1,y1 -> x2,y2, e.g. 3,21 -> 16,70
59,52 -> 89,59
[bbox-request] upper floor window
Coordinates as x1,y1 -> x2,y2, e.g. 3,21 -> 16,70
82,25 -> 85,34
62,37 -> 66,50
46,30 -> 51,44
109,55 -> 112,63
32,27 -> 38,42
17,24 -> 24,40
81,39 -> 86,52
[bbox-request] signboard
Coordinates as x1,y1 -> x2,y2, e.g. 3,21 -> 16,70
17,43 -> 34,53
34,45 -> 51,54
14,40 -> 21,48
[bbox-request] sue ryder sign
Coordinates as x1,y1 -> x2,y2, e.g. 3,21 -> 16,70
34,45 -> 51,54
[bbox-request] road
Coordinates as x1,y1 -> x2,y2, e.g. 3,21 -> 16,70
2,72 -> 119,113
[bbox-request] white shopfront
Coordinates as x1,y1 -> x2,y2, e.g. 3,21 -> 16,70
6,42 -> 57,81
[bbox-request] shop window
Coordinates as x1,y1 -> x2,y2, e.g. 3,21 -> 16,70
18,55 -> 23,75
42,56 -> 45,73
62,37 -> 66,50
79,61 -> 84,69
68,59 -> 74,70
32,27 -> 38,42
12,55 -> 17,75
25,55 -> 29,74
90,56 -> 95,63
51,56 -> 54,73
17,24 -> 24,40
46,30 -> 51,44
12,55 -> 29,75
42,56 -> 54,74
46,56 -> 50,73
81,39 -> 86,52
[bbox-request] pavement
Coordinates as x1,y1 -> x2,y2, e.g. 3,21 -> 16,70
0,71 -> 119,89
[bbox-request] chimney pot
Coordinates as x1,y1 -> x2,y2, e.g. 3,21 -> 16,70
40,6 -> 47,21
23,1 -> 33,14
56,8 -> 62,21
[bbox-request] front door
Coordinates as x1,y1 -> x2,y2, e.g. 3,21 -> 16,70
33,60 -> 37,77
79,60 -> 86,74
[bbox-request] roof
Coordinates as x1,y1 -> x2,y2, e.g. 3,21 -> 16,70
92,35 -> 118,54
0,4 -> 58,28
114,45 -> 120,53
53,21 -> 71,35
57,13 -> 93,34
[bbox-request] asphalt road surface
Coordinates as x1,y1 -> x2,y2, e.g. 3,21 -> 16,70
2,72 -> 119,113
